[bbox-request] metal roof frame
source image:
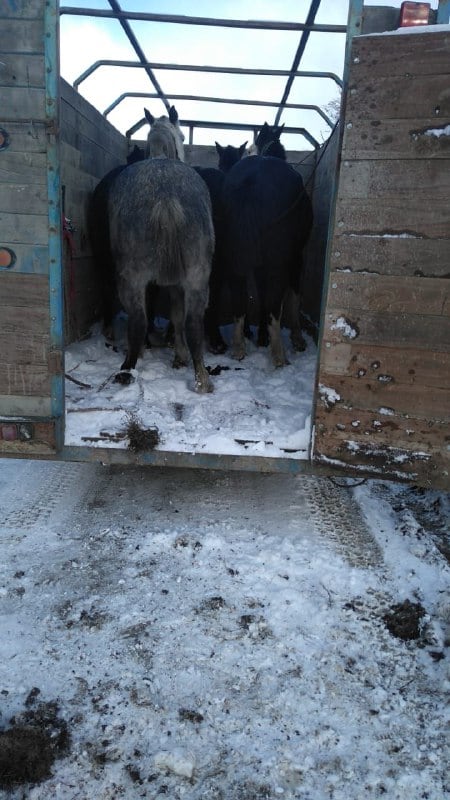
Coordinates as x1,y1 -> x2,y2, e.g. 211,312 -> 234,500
60,1 -> 352,148
60,1 -> 450,148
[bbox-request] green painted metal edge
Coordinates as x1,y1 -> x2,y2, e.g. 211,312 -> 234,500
309,0 -> 363,466
45,0 -> 65,448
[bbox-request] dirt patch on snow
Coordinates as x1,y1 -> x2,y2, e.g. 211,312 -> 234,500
0,694 -> 70,789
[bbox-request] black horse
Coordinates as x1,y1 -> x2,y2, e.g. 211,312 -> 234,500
221,124 -> 313,366
215,140 -> 247,172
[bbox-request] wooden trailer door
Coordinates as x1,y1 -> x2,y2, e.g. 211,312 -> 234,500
0,0 -> 63,458
312,29 -> 450,490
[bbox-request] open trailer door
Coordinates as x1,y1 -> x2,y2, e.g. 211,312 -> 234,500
312,26 -> 450,490
0,0 -> 64,457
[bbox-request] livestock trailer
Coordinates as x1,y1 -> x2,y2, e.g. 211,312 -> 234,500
1,1 -> 449,489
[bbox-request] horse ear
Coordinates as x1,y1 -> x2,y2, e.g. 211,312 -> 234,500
239,141 -> 248,156
215,142 -> 224,155
144,108 -> 154,125
169,106 -> 179,124
276,124 -> 285,138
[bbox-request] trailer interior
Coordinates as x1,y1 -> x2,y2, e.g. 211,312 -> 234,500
1,1 -> 449,488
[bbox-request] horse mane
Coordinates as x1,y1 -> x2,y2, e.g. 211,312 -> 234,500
144,106 -> 185,161
255,123 -> 286,160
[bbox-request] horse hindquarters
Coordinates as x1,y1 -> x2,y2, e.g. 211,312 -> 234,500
109,160 -> 214,393
222,156 -> 312,367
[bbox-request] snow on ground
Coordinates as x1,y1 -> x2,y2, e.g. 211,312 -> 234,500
64,321 -> 316,459
0,458 -> 448,799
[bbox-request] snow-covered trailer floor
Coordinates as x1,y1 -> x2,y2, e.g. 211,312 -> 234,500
65,322 -> 317,459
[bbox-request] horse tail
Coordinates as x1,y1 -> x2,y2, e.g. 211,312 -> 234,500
149,197 -> 186,284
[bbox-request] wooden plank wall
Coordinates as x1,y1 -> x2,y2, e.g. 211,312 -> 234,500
314,30 -> 450,490
0,0 -> 57,453
60,79 -> 128,342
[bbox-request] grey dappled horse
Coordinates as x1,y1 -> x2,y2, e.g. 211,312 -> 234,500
144,106 -> 185,160
108,113 -> 215,393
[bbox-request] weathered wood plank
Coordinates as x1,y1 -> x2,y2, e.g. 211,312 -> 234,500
2,306 -> 49,335
2,87 -> 46,121
0,20 -> 44,53
333,197 -> 450,239
338,159 -> 450,202
318,371 -> 449,420
322,309 -> 450,351
0,363 -> 51,395
0,54 -> 45,89
329,235 -> 450,279
0,122 -> 47,153
1,0 -> 44,19
319,343 -> 450,390
0,183 -> 48,215
0,394 -> 51,417
0,244 -> 49,275
342,117 -> 450,161
0,212 -> 49,246
352,31 -> 450,79
314,405 -> 449,455
313,418 -> 450,490
327,273 -> 449,316
0,272 -> 49,306
0,333 -> 50,364
345,74 -> 450,121
0,151 -> 47,184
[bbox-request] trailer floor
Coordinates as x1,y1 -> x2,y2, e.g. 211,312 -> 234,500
0,460 -> 448,799
64,323 -> 316,458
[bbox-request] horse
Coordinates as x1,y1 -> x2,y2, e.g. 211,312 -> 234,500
88,107 -> 184,341
215,140 -> 247,172
220,124 -> 313,367
193,166 -> 227,353
144,105 -> 185,160
87,145 -> 146,340
192,141 -> 249,353
254,122 -> 286,159
108,124 -> 215,392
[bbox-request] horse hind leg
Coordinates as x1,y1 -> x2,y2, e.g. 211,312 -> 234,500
229,274 -> 248,361
285,287 -> 307,352
115,281 -> 147,383
266,286 -> 288,368
184,288 -> 213,393
169,286 -> 190,368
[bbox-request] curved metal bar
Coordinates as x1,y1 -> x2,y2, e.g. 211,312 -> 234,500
103,92 -> 334,127
127,117 -> 320,149
74,60 -> 343,91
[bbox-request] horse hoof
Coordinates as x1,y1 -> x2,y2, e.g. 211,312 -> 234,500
172,356 -> 188,370
291,335 -> 307,352
196,378 -> 214,393
114,370 -> 134,385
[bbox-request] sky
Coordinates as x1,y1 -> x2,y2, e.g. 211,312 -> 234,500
58,0 -> 441,151
0,456 -> 448,798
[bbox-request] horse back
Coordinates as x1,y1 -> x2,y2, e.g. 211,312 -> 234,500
222,156 -> 311,268
108,159 -> 214,287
